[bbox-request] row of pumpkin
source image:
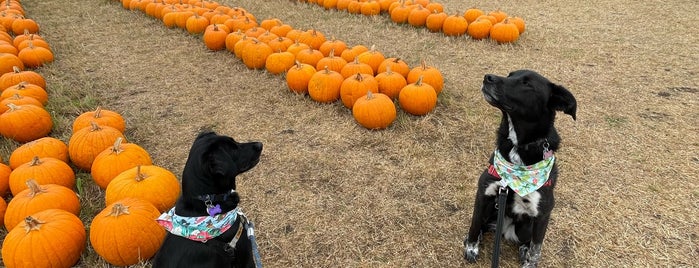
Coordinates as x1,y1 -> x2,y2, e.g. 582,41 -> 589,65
301,0 -> 526,43
0,1 -> 177,266
120,0 -> 445,129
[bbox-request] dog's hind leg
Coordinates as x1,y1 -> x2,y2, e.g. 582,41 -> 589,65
520,214 -> 551,267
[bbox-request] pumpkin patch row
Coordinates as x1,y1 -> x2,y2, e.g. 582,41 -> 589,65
301,0 -> 526,43
118,0 -> 444,129
0,2 -> 176,266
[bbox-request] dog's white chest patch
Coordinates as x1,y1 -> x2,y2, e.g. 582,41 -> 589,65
507,115 -> 523,165
512,191 -> 541,217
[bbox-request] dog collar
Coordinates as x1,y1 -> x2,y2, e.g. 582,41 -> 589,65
157,207 -> 240,242
196,189 -> 237,216
490,150 -> 555,196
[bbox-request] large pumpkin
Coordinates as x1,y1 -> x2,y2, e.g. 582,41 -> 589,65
72,106 -> 126,133
0,103 -> 53,143
285,61 -> 317,94
407,60 -> 444,94
4,179 -> 80,230
308,66 -> 344,103
340,73 -> 379,109
375,65 -> 408,100
352,91 -> 397,130
90,198 -> 166,266
8,156 -> 76,195
91,137 -> 153,190
1,209 -> 86,268
105,165 -> 181,212
241,38 -> 273,70
9,136 -> 69,169
68,122 -> 126,171
399,75 -> 438,116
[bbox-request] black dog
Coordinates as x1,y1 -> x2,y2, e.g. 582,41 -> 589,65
152,131 -> 263,268
464,70 -> 576,267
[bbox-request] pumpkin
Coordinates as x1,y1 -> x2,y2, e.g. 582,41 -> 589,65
407,4 -> 430,27
467,17 -> 493,40
0,94 -> 42,113
105,165 -> 181,212
0,66 -> 46,89
265,50 -> 295,75
1,209 -> 86,268
295,47 -> 324,67
399,75 -> 438,116
11,17 -> 39,35
12,32 -> 44,49
4,179 -> 80,230
68,121 -> 126,171
425,11 -> 448,32
340,45 -> 369,63
340,57 -> 374,79
9,136 -> 69,169
233,36 -> 255,59
442,14 -> 468,36
0,197 -> 5,228
203,24 -> 230,51
375,65 -> 408,99
315,49 -> 348,73
1,81 -> 48,105
0,41 -> 17,55
285,28 -> 304,42
340,73 -> 379,109
174,10 -> 195,29
488,10 -> 508,23
90,198 -> 166,266
269,23 -> 293,38
308,66 -> 344,103
318,37 -> 347,57
298,29 -> 326,50
360,0 -> 381,16
352,91 -> 397,130
224,29 -> 246,53
389,2 -> 414,24
323,0 -> 339,10
347,1 -> 363,14
8,156 -> 75,195
509,16 -> 526,34
91,137 -> 153,190
259,18 -> 282,30
285,61 -> 316,94
17,41 -> 54,68
0,162 -> 10,196
425,2 -> 444,13
476,14 -> 498,25
0,53 -> 24,74
356,45 -> 385,75
72,106 -> 126,133
377,57 -> 410,78
17,37 -> 51,51
185,13 -> 209,34
464,8 -> 484,23
256,30 -> 279,44
266,36 -> 294,52
0,103 -> 52,143
407,60 -> 444,94
490,18 -> 520,43
243,27 -> 265,39
241,38 -> 273,69
285,40 -> 311,56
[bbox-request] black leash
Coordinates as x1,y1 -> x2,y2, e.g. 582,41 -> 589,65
492,185 -> 508,268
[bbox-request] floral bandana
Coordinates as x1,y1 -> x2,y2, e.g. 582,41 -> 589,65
156,207 -> 239,242
492,149 -> 555,197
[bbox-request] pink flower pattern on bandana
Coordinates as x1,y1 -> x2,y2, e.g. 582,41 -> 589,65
492,150 -> 555,197
156,207 -> 239,242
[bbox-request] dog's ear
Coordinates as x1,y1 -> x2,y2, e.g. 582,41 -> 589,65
549,83 -> 577,120
202,141 -> 236,179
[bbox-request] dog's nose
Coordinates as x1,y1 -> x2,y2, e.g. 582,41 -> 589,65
484,74 -> 496,83
253,142 -> 263,152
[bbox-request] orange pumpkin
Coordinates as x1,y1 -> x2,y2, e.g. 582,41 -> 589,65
318,37 -> 347,57
0,197 -> 5,228
72,106 -> 126,133
1,81 -> 48,105
340,57 -> 374,79
375,65 -> 408,99
4,179 -> 80,230
315,49 -> 348,73
490,18 -> 521,43
425,11 -> 448,32
467,17 -> 493,40
9,136 -> 69,169
340,73 -> 379,109
17,41 -> 54,68
285,61 -> 317,94
0,94 -> 42,113
11,17 -> 39,35
203,24 -> 230,51
224,29 -> 246,53
265,50 -> 295,75
91,137 -> 153,190
0,65 -> 46,89
241,39 -> 273,69
442,14 -> 468,36
298,29 -> 326,50
308,66 -> 344,103
185,13 -> 209,34
0,162 -> 10,196
464,8 -> 484,23
356,45 -> 385,75
407,4 -> 431,27
0,53 -> 24,75
407,60 -> 444,94
105,165 -> 182,212
399,75 -> 438,116
352,91 -> 397,130
68,122 -> 126,171
295,47 -> 325,68
8,156 -> 76,195
340,45 -> 369,63
266,36 -> 294,52
0,103 -> 52,143
377,57 -> 410,78
90,198 -> 166,266
1,209 -> 86,268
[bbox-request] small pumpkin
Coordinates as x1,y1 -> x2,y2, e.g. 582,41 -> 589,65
352,91 -> 397,130
509,16 -> 526,34
0,53 -> 24,74
360,0 -> 381,16
407,60 -> 444,94
4,179 -> 80,230
463,8 -> 484,23
68,121 -> 126,171
315,49 -> 347,73
375,65 -> 408,99
467,17 -> 493,40
241,38 -> 273,70
442,14 -> 468,36
91,137 -> 153,190
490,18 -> 521,43
8,156 -> 76,195
203,24 -> 230,51
0,103 -> 52,143
407,4 -> 431,27
399,75 -> 438,116
10,16 -> 39,35
488,10 -> 508,23
105,165 -> 182,212
298,29 -> 326,50
1,209 -> 86,268
340,57 -> 374,79
269,23 -> 293,38
340,73 -> 379,109
90,198 -> 166,266
0,197 -> 5,228
0,94 -> 42,113
1,81 -> 48,105
285,61 -> 317,94
266,36 -> 294,52
224,29 -> 247,53
356,45 -> 385,75
295,47 -> 325,68
72,106 -> 126,133
377,57 -> 410,78
265,50 -> 295,75
9,136 -> 69,169
0,162 -> 10,196
308,66 -> 344,103
318,37 -> 347,57
0,65 -> 46,89
340,45 -> 369,63
425,11 -> 448,32
17,41 -> 54,68
185,13 -> 209,34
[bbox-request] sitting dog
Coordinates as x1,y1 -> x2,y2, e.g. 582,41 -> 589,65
463,70 -> 577,267
152,131 -> 263,268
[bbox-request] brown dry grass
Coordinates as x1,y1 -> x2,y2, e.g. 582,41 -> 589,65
1,0 -> 697,267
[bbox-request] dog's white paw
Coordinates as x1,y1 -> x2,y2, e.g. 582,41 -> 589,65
464,241 -> 479,263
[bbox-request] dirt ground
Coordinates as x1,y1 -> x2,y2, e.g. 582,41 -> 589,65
1,0 -> 697,267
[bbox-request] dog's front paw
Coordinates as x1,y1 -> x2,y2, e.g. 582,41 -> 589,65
463,241 -> 480,263
520,243 -> 542,268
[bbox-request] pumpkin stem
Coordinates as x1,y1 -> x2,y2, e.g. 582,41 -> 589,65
323,66 -> 331,73
415,75 -> 424,86
106,203 -> 131,217
385,64 -> 393,74
6,102 -> 19,112
111,137 -> 124,154
329,49 -> 335,57
134,165 -> 147,182
12,65 -> 21,73
16,81 -> 28,89
23,216 -> 45,233
354,72 -> 364,81
421,59 -> 428,70
29,156 -> 42,166
365,91 -> 375,100
25,179 -> 47,198
93,106 -> 103,118
89,121 -> 102,132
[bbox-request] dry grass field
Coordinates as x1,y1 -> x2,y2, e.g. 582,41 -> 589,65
1,0 -> 697,267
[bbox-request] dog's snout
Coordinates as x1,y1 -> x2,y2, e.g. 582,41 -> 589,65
252,142 -> 263,152
484,74 -> 497,84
